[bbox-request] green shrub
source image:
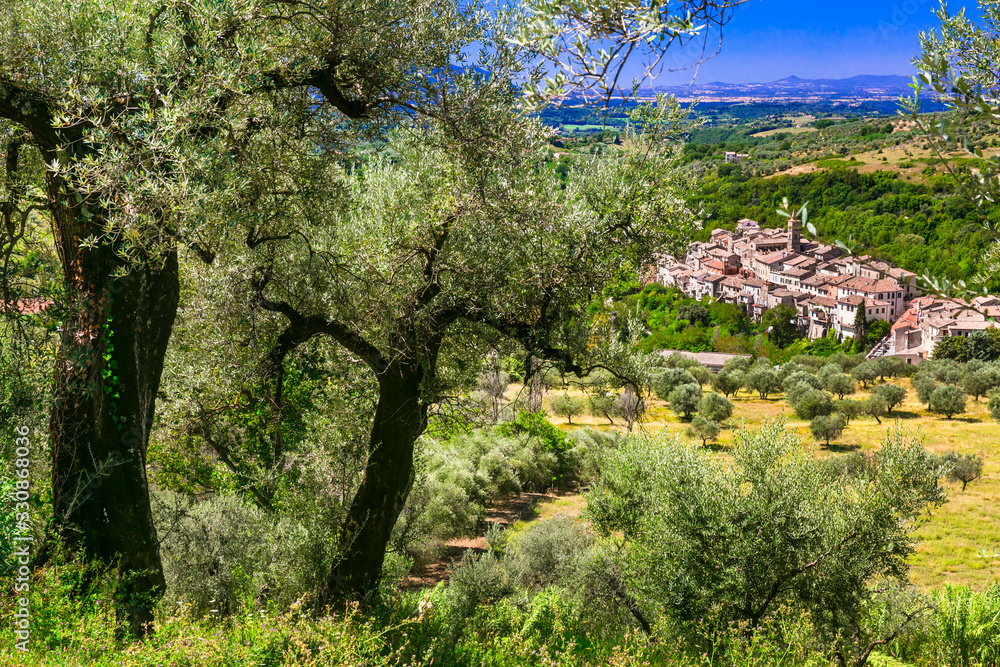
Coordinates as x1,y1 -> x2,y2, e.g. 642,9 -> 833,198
443,550 -> 515,621
586,420 -> 946,652
499,411 -> 572,486
566,428 -> 619,485
896,584 -> 1000,667
509,515 -> 596,590
990,391 -> 1000,422
154,491 -> 272,616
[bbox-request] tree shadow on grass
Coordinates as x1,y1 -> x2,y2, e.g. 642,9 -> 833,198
885,411 -> 921,419
822,442 -> 862,453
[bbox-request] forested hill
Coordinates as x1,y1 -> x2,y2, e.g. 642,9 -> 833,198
693,168 -> 1000,289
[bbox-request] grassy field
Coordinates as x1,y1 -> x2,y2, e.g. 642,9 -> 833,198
538,377 -> 1000,591
751,126 -> 818,138
770,139 -> 971,182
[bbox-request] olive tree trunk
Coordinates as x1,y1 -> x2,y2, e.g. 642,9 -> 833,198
317,361 -> 428,606
46,185 -> 179,636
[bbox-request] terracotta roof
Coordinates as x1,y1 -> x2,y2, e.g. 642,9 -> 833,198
758,251 -> 787,265
947,321 -> 995,331
802,275 -> 829,287
843,276 -> 901,293
808,296 -> 838,308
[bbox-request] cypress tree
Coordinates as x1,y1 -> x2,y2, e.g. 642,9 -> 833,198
854,299 -> 869,353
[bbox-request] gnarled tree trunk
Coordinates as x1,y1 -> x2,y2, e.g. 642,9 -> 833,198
45,170 -> 179,636
317,360 -> 428,607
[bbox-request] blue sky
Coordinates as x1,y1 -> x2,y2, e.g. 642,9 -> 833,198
645,0 -> 982,84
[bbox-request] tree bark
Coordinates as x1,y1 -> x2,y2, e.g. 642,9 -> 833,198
46,176 -> 179,635
3,76 -> 181,637
316,361 -> 428,608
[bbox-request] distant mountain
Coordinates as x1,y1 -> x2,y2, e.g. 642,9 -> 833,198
638,74 -> 917,102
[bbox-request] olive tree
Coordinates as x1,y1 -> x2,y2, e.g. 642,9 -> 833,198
810,413 -> 847,446
697,391 -> 733,423
744,365 -> 781,399
929,385 -> 967,419
712,370 -> 742,398
862,394 -> 889,425
587,420 -> 947,663
794,389 -> 834,421
687,415 -> 720,445
783,371 -> 821,393
668,383 -> 702,421
943,452 -> 984,492
825,373 -> 856,399
834,399 -> 865,426
651,367 -> 697,400
239,100 -> 697,606
851,361 -> 879,389
0,0 -> 550,634
872,383 -> 907,415
913,373 -> 938,407
908,1 -> 1000,290
550,394 -> 586,424
963,370 -> 992,402
588,391 -> 619,425
513,0 -> 747,107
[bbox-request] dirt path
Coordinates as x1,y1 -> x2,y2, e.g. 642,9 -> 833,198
402,492 -> 565,589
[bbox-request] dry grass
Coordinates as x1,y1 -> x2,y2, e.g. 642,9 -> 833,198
751,126 -> 817,138
537,377 -> 1000,590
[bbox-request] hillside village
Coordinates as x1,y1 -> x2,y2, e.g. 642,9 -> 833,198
656,217 -> 1000,364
